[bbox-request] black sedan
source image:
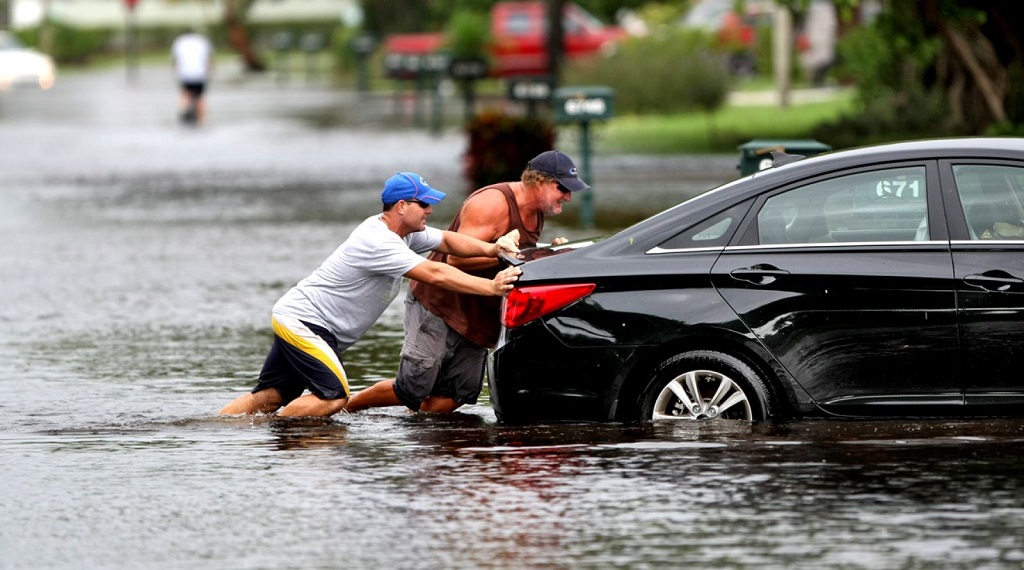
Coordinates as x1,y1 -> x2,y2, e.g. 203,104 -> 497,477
488,137 -> 1024,423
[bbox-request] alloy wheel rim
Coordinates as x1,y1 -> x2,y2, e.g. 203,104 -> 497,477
652,369 -> 753,420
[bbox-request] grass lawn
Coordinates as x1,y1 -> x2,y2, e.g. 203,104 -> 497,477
593,92 -> 858,154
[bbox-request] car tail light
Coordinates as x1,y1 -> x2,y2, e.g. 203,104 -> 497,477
502,283 -> 596,328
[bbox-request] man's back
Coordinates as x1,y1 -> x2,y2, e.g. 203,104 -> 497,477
172,33 -> 212,82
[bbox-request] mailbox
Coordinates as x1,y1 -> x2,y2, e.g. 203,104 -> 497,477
383,52 -> 452,80
349,34 -> 377,57
551,86 -> 614,229
507,76 -> 553,102
449,57 -> 489,81
554,86 -> 615,122
420,52 -> 453,76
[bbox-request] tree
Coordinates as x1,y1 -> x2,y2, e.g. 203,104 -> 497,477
832,0 -> 1024,135
918,0 -> 1020,131
223,0 -> 265,72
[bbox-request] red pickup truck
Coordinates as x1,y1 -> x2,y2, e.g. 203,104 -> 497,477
384,1 -> 629,78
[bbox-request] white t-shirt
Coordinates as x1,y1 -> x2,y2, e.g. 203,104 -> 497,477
273,215 -> 443,351
171,33 -> 213,82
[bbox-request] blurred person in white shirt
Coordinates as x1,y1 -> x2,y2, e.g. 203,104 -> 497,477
171,28 -> 214,126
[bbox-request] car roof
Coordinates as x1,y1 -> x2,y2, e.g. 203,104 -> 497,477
590,137 -> 1024,256
774,137 -> 1024,171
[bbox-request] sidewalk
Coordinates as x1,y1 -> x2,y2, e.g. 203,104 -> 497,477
728,85 -> 852,107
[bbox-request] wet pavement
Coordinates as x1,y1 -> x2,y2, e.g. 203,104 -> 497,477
0,62 -> 739,230
3,64 -> 1024,569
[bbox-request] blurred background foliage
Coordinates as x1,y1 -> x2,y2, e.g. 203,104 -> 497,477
463,110 -> 555,189
444,9 -> 491,60
6,0 -> 1024,153
565,28 -> 729,116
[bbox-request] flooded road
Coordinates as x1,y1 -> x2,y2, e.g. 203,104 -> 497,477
3,66 -> 1024,569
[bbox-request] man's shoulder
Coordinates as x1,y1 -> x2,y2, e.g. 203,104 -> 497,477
466,185 -> 512,208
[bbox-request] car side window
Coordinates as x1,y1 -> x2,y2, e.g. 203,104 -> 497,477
658,201 -> 751,250
758,167 -> 928,245
953,164 -> 1024,240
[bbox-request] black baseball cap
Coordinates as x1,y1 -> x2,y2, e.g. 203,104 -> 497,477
527,150 -> 590,192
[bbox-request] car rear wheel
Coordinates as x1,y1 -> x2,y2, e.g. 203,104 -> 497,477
640,351 -> 774,421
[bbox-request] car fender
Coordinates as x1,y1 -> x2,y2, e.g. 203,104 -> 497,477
611,322 -> 813,421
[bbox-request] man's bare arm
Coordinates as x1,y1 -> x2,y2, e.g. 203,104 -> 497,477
405,261 -> 520,296
442,190 -> 515,272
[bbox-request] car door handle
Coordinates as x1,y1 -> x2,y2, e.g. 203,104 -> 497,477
963,271 -> 1024,292
730,265 -> 791,285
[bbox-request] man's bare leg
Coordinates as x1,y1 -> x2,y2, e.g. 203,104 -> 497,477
278,394 -> 348,417
219,388 -> 283,415
420,396 -> 462,414
195,98 -> 206,126
344,379 -> 402,412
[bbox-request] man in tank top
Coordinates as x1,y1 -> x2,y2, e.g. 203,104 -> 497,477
345,150 -> 589,415
219,172 -> 522,417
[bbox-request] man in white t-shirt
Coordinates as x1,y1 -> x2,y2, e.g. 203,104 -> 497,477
219,172 -> 522,417
171,28 -> 213,126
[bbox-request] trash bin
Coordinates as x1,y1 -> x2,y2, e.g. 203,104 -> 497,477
738,139 -> 832,176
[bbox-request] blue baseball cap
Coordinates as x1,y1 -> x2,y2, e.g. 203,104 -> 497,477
381,172 -> 447,205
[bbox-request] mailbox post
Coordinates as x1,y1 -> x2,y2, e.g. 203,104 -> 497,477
383,52 -> 450,133
449,57 -> 490,121
554,86 -> 614,228
349,34 -> 377,95
270,31 -> 294,84
421,53 -> 452,135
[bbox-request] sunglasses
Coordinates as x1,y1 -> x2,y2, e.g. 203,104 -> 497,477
556,184 -> 571,195
408,199 -> 431,208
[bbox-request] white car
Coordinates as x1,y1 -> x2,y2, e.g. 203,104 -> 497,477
0,31 -> 56,91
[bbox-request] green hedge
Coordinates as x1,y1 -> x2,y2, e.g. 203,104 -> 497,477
564,29 -> 731,116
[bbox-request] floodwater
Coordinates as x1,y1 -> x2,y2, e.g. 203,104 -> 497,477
3,66 -> 1024,569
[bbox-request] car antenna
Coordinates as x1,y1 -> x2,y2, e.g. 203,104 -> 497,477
769,150 -> 806,168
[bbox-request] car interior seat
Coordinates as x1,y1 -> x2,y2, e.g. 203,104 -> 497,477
966,200 -> 1001,239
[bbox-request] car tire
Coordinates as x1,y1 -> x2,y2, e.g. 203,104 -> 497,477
639,350 -> 774,421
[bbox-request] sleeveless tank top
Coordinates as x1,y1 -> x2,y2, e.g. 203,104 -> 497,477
409,183 -> 542,348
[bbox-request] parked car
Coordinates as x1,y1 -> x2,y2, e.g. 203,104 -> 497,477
489,138 -> 1024,423
383,1 -> 628,79
0,31 -> 56,91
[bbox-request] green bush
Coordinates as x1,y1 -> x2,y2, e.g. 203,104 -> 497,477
17,23 -> 112,64
986,121 -> 1024,137
51,23 -> 112,64
816,4 -> 963,146
463,109 -> 554,191
444,10 -> 490,60
564,29 -> 730,115
833,7 -> 941,104
812,87 -> 957,148
330,26 -> 363,74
